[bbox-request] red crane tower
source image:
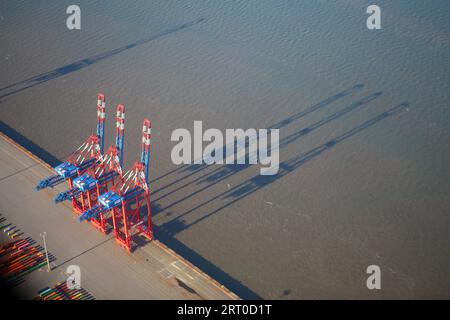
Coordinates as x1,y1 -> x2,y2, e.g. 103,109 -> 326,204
80,119 -> 153,252
54,104 -> 126,234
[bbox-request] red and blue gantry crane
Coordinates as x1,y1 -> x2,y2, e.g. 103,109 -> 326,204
54,104 -> 126,234
36,94 -> 106,193
80,119 -> 153,252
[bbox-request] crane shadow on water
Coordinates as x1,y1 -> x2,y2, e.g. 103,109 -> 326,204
0,18 -> 206,100
168,101 -> 409,233
149,85 -> 409,298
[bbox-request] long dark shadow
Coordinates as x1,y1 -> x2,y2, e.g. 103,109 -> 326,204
156,90 -> 381,209
159,102 -> 409,234
153,164 -> 210,195
0,163 -> 39,183
52,236 -> 115,270
153,165 -> 224,201
279,91 -> 382,148
0,18 -> 206,100
269,83 -> 364,129
152,164 -> 190,183
154,85 -> 367,203
151,84 -> 364,195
